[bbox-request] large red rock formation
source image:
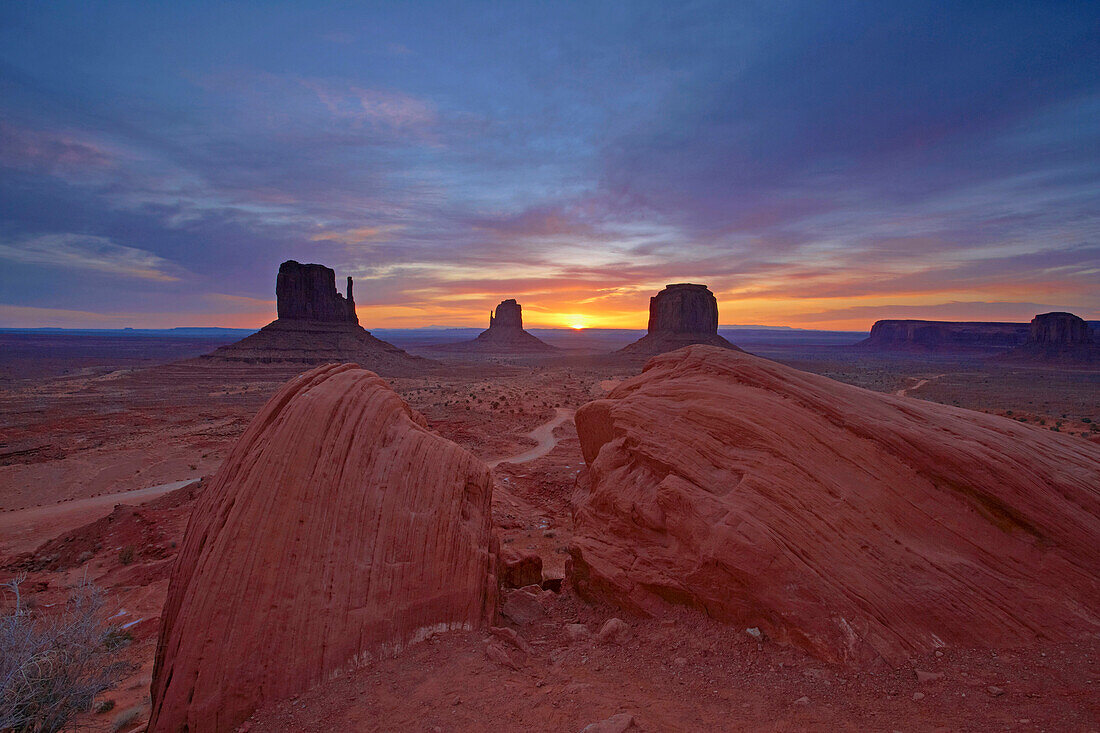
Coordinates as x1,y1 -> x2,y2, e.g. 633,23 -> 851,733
1028,312 -> 1093,345
275,260 -> 358,323
1000,312 -> 1100,365
571,345 -> 1100,665
858,319 -> 1029,353
489,298 -> 523,330
148,364 -> 496,732
436,299 -> 557,353
205,260 -> 431,373
620,284 -> 738,354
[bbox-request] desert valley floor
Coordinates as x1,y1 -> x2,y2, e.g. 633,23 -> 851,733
1,332 -> 1099,732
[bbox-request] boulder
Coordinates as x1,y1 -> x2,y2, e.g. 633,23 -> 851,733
148,364 -> 495,732
499,547 -> 543,588
620,284 -> 738,354
597,617 -> 631,644
571,345 -> 1100,664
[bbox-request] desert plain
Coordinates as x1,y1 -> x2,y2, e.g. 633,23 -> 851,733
1,324 -> 1098,732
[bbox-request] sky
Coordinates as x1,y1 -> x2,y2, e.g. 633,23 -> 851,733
1,1 -> 1098,331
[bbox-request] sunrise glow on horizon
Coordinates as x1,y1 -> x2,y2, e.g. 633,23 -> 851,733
1,3 -> 1097,331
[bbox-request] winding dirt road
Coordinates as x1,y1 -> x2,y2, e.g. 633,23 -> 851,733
896,374 -> 945,397
488,407 -> 575,468
0,478 -> 199,556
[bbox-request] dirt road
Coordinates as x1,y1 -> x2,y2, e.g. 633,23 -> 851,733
488,407 -> 575,468
0,478 -> 199,556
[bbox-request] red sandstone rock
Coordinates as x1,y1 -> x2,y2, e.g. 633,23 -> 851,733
581,713 -> 637,733
489,298 -> 523,330
1028,312 -> 1093,345
571,345 -> 1100,665
620,284 -> 738,354
499,546 -> 544,588
1000,312 -> 1100,364
597,617 -> 631,645
275,260 -> 357,323
205,261 -> 431,372
858,319 -> 1029,353
148,364 -> 495,732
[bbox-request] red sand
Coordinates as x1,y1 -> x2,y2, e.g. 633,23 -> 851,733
2,341 -> 1099,731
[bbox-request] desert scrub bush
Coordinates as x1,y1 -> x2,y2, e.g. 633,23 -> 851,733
0,575 -> 131,732
118,546 -> 134,565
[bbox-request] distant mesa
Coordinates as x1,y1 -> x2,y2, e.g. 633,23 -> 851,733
619,283 -> 740,354
1000,312 -> 1100,364
857,319 -> 1029,353
434,298 -> 557,353
571,345 -> 1100,665
859,314 -> 1100,362
204,260 -> 431,373
148,364 -> 496,732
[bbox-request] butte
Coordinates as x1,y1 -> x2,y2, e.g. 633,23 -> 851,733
999,311 -> 1100,365
204,260 -> 431,374
619,283 -> 740,354
437,299 -> 558,353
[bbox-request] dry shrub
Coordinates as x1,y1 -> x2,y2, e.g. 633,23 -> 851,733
0,574 -> 131,732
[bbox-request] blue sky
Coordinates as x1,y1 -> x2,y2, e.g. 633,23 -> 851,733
1,1 -> 1097,329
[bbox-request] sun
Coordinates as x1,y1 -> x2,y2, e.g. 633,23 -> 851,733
571,322 -> 586,330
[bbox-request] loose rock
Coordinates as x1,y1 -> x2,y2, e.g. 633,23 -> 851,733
597,617 -> 631,644
581,712 -> 637,733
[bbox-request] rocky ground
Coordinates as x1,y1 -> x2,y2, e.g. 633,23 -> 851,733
1,336 -> 1098,731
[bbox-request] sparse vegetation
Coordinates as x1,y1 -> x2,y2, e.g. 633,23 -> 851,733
0,575 -> 131,733
118,546 -> 134,565
112,706 -> 142,732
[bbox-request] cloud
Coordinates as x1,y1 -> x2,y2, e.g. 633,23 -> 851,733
0,120 -> 116,177
309,225 -> 402,245
0,234 -> 180,282
0,2 -> 1096,329
795,301 -> 1082,324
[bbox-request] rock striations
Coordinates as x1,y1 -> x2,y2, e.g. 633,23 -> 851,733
148,364 -> 496,732
438,299 -> 557,353
857,319 -> 1029,353
1001,312 -> 1100,365
205,260 -> 430,373
620,284 -> 739,354
571,345 -> 1100,665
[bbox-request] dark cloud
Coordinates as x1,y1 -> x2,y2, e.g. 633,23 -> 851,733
0,1 -> 1097,327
